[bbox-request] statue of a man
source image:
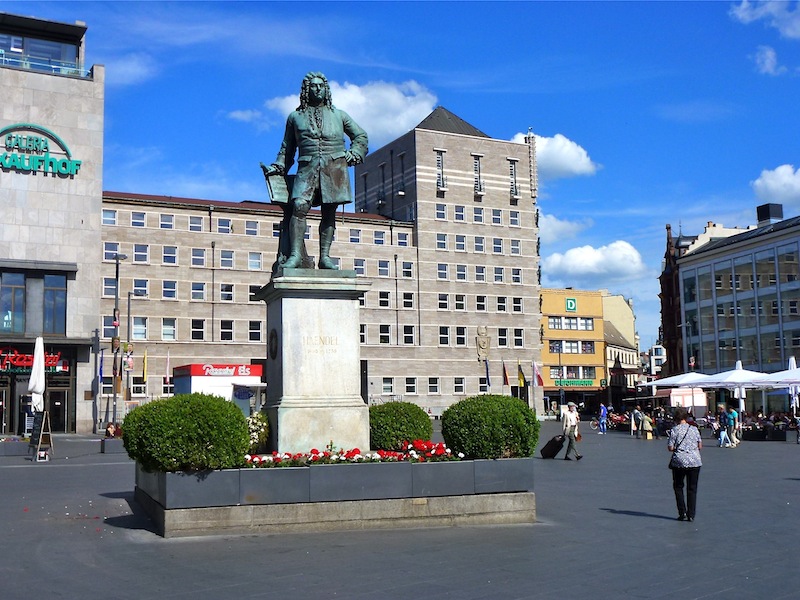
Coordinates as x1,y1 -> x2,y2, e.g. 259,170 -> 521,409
261,72 -> 368,269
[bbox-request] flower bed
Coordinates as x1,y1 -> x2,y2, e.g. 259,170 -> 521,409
134,456 -> 536,538
245,440 -> 462,467
136,453 -> 534,510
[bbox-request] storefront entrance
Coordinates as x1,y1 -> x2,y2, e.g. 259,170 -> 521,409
0,346 -> 76,434
46,389 -> 68,432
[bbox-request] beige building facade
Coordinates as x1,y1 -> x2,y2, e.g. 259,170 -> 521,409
98,108 -> 544,423
1,14 -> 105,434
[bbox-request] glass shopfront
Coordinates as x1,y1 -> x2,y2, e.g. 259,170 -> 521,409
0,345 -> 75,434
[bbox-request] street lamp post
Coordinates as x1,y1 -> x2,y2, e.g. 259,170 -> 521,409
126,290 -> 147,410
111,253 -> 128,425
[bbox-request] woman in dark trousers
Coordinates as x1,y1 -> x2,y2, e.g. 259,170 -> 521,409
667,408 -> 702,522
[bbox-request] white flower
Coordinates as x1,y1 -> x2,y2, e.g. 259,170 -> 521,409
458,452 -> 465,459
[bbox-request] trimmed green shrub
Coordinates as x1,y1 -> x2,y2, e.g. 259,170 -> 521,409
122,393 -> 249,472
441,395 -> 540,459
369,401 -> 433,451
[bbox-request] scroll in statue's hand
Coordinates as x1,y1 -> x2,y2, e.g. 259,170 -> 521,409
260,162 -> 280,178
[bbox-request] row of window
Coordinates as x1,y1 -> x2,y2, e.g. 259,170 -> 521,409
434,151 -> 522,199
548,340 -> 597,354
435,204 -> 523,226
682,244 -> 799,304
548,366 -> 597,380
362,324 -> 527,347
436,233 -> 522,255
437,263 -> 523,284
382,376 -> 470,396
103,241 -> 272,271
102,209 -> 416,247
547,316 -> 595,331
102,316 -> 262,342
102,278 -> 264,303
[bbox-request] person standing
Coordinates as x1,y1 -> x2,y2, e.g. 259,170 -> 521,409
632,405 -> 644,438
563,402 -> 583,460
667,408 -> 703,522
726,405 -> 740,448
598,402 -> 608,435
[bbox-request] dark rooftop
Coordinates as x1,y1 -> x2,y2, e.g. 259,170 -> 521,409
415,106 -> 489,138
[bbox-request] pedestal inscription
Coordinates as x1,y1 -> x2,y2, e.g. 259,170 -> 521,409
254,270 -> 371,454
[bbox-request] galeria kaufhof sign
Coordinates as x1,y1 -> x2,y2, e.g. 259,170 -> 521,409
0,123 -> 82,176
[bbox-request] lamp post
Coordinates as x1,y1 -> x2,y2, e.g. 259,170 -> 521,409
111,253 -> 128,425
126,290 -> 147,409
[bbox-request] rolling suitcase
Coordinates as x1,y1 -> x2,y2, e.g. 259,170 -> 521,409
540,434 -> 566,459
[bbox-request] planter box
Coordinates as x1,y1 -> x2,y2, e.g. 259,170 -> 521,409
136,457 -> 535,510
136,466 -> 240,509
0,441 -> 30,457
101,438 -> 126,454
474,458 -> 535,494
135,458 -> 536,537
240,466 -> 310,505
310,461 -> 412,502
412,460 -> 475,497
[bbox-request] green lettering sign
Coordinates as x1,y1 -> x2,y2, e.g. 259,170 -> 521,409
0,123 -> 81,177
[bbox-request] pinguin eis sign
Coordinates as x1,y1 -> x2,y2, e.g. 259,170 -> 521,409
0,123 -> 82,177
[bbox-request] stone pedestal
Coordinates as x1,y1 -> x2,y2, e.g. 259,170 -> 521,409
254,269 -> 371,454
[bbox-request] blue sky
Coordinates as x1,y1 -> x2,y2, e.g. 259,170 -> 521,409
7,1 -> 800,349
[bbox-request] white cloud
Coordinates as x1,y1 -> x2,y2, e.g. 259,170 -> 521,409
264,80 -> 437,149
227,109 -> 264,123
104,53 -> 158,87
653,100 -> 738,123
730,1 -> 800,39
537,213 -> 592,245
753,45 -> 788,75
511,132 -> 599,180
542,241 -> 648,287
751,164 -> 800,205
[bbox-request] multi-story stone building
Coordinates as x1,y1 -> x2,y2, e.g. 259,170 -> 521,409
662,204 -> 800,413
96,108 -> 543,429
0,13 -> 104,435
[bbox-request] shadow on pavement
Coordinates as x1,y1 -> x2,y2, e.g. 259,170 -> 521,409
599,507 -> 676,521
101,490 -> 158,535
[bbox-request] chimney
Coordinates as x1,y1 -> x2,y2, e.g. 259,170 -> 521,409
757,203 -> 783,227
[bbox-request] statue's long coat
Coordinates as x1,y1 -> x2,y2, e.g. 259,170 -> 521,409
273,106 -> 368,206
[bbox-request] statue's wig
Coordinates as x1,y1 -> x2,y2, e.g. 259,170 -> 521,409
298,72 -> 332,110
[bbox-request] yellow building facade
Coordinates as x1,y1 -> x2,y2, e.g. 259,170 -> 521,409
540,289 -> 607,414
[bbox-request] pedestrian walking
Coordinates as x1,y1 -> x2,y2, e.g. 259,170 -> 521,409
667,408 -> 702,522
562,402 -> 583,461
598,402 -> 608,434
726,405 -> 740,447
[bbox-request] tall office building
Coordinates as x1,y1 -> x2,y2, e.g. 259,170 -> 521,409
0,13 -> 104,435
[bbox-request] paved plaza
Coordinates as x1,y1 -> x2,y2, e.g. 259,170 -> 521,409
0,421 -> 797,599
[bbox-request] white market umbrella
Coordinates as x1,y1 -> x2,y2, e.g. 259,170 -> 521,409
28,336 -> 45,412
701,360 -> 770,413
653,372 -> 712,387
757,357 -> 800,412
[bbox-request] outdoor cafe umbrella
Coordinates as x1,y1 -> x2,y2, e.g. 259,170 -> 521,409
754,356 -> 800,411
652,372 -> 712,387
700,360 -> 770,413
28,336 -> 45,413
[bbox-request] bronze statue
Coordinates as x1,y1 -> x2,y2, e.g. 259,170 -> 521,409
261,72 -> 368,270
